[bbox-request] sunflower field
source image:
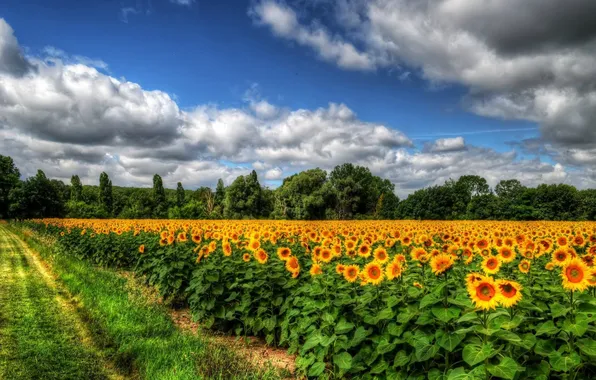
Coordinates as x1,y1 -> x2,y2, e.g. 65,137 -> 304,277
19,219 -> 596,379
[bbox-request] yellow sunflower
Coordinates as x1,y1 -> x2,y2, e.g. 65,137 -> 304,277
469,276 -> 501,310
561,258 -> 590,291
343,265 -> 360,283
373,247 -> 389,264
363,262 -> 384,285
430,253 -> 455,275
497,280 -> 523,307
518,259 -> 531,274
310,263 -> 323,276
482,256 -> 502,275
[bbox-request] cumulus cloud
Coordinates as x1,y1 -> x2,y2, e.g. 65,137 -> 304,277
250,1 -> 376,70
251,0 -> 596,156
0,19 -> 35,76
0,17 -> 592,197
424,137 -> 466,153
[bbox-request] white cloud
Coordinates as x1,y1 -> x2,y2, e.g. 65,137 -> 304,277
0,17 -> 593,197
250,1 -> 376,70
251,1 -> 596,155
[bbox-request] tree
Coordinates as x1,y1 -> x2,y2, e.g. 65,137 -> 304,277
9,170 -> 65,218
152,174 -> 167,218
0,155 -> 21,218
98,172 -> 113,217
224,171 -> 263,219
70,175 -> 83,202
176,182 -> 185,208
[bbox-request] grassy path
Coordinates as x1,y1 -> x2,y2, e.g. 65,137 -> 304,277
0,224 -> 123,380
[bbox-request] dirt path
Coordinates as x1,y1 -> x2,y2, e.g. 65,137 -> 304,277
0,225 -> 126,380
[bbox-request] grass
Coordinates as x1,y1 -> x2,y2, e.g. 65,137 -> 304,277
3,225 -> 282,380
0,226 -> 110,379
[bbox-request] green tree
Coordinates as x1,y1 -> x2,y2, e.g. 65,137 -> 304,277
70,175 -> 83,202
224,170 -> 263,219
0,155 -> 21,218
152,174 -> 167,218
176,182 -> 185,208
98,172 -> 113,217
9,170 -> 65,218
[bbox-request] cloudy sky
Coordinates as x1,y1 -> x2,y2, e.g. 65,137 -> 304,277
1,0 -> 595,197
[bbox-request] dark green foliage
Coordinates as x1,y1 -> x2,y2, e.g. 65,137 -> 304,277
153,174 -> 168,218
2,154 -> 596,221
176,182 -> 186,207
98,172 -> 113,216
0,155 -> 21,218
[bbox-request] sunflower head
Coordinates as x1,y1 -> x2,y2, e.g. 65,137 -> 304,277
277,247 -> 292,261
363,262 -> 384,285
518,259 -> 531,274
482,256 -> 502,275
469,277 -> 501,310
497,279 -> 523,307
430,253 -> 455,275
310,263 -> 323,276
285,256 -> 300,274
343,265 -> 360,283
373,247 -> 389,263
561,258 -> 590,292
139,244 -> 145,254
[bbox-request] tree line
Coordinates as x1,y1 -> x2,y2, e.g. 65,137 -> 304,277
1,154 -> 595,221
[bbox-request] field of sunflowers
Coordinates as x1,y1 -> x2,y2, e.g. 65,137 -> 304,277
20,219 -> 596,379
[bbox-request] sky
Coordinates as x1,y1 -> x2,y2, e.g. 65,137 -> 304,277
1,0 -> 595,198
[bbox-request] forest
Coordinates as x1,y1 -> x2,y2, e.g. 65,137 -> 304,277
1,154 -> 595,221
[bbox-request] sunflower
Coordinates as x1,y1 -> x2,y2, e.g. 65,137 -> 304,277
343,265 -> 360,282
248,239 -> 261,252
557,236 -> 568,247
357,243 -> 371,258
573,235 -> 585,246
167,235 -> 175,245
242,253 -> 251,262
411,247 -> 427,261
482,256 -> 502,275
476,239 -> 489,250
394,254 -> 406,264
552,249 -> 570,266
310,263 -> 323,276
469,276 -> 501,310
587,269 -> 596,287
498,246 -> 516,263
335,263 -> 345,275
138,244 -> 145,254
320,248 -> 333,263
413,282 -> 423,289
373,247 -> 389,264
465,273 -> 485,294
545,262 -> 555,271
385,262 -> 402,280
159,238 -> 167,246
430,253 -> 455,275
222,242 -> 232,256
363,262 -> 384,285
177,232 -> 187,242
497,280 -> 523,307
254,249 -> 268,264
561,258 -> 590,291
285,256 -> 300,274
345,240 -> 356,251
277,247 -> 292,261
518,259 -> 531,274
191,233 -> 202,244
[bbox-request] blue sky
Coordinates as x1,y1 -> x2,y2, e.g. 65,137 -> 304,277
0,0 -> 594,195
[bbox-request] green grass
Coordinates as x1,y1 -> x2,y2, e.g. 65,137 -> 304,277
0,227 -> 109,379
3,225 -> 282,380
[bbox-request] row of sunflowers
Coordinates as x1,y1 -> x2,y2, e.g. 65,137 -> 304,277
18,219 -> 596,379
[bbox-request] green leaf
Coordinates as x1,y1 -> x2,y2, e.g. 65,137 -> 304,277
378,308 -> 395,320
576,338 -> 596,356
302,333 -> 322,352
393,350 -> 410,367
370,359 -> 388,374
432,306 -> 461,323
387,322 -> 405,337
335,319 -> 355,335
549,302 -> 570,318
447,367 -> 474,380
438,331 -> 464,352
457,312 -> 479,323
534,339 -> 555,356
420,292 -> 442,308
350,326 -> 371,348
408,286 -> 422,298
493,330 -> 521,344
376,339 -> 396,354
462,343 -> 493,366
487,357 -> 523,380
333,352 -> 352,371
308,361 -> 326,377
563,317 -> 588,337
415,342 -> 439,362
535,320 -> 559,336
500,314 -> 524,330
549,351 -> 581,372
